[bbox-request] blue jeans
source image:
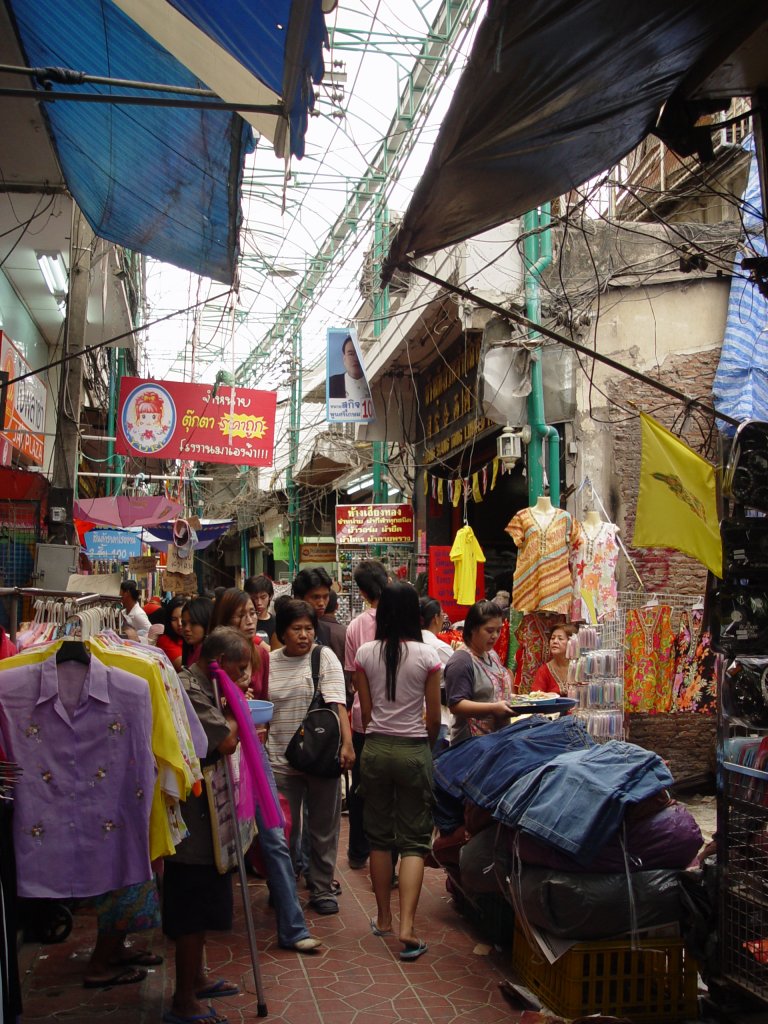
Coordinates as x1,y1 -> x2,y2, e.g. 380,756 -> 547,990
434,716 -> 579,800
462,716 -> 595,809
495,741 -> 674,864
254,802 -> 310,946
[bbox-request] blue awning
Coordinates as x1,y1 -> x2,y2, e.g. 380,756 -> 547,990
383,0 -> 768,281
6,0 -> 329,283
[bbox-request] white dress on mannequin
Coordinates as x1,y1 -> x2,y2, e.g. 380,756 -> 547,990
571,510 -> 620,622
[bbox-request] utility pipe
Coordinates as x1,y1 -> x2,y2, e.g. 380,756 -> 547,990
105,347 -> 117,496
523,204 -> 559,505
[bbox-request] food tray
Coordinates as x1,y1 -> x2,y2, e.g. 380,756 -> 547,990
508,697 -> 577,715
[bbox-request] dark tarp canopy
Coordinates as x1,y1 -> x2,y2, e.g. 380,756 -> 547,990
382,0 -> 768,282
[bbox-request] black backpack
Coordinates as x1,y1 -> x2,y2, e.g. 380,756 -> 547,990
284,646 -> 342,778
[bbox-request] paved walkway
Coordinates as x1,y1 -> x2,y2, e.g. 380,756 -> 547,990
18,820 -> 525,1024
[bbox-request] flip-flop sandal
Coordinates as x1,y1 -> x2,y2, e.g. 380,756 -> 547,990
108,949 -> 163,967
400,939 -> 428,961
83,966 -> 147,988
194,978 -> 240,999
162,1011 -> 228,1024
370,918 -> 392,937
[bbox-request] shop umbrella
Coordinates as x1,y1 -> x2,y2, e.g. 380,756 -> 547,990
72,495 -> 184,529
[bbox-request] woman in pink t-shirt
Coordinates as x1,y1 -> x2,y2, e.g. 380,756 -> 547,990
354,582 -> 441,962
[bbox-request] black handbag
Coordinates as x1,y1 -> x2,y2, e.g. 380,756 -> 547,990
285,646 -> 342,778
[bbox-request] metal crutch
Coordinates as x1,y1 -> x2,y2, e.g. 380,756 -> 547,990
209,662 -> 268,1017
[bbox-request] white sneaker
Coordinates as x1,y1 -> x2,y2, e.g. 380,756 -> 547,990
291,938 -> 322,954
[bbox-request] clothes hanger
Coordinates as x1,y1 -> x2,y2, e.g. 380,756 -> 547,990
692,596 -> 705,611
55,638 -> 91,665
643,593 -> 659,608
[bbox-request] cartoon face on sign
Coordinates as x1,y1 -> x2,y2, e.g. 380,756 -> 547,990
122,385 -> 176,453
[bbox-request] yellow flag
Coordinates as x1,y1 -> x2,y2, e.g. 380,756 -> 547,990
491,458 -> 499,490
452,479 -> 462,507
423,473 -> 429,497
437,478 -> 444,505
633,413 -> 722,577
472,472 -> 483,503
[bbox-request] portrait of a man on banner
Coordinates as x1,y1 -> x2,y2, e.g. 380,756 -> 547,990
326,328 -> 374,423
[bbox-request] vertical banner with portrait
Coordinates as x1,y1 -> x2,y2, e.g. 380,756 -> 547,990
326,327 -> 375,424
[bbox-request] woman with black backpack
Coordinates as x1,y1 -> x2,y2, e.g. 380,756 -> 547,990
267,600 -> 354,916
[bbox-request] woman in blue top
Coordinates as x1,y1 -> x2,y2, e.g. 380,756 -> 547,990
354,582 -> 442,961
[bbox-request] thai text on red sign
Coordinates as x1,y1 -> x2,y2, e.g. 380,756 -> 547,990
335,504 -> 414,545
115,377 -> 277,467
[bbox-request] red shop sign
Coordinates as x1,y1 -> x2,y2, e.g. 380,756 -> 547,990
428,545 -> 484,622
335,504 -> 414,545
116,377 -> 277,467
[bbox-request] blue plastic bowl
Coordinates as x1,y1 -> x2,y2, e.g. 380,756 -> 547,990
247,699 -> 274,725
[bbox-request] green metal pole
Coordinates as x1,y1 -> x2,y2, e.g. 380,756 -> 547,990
371,199 -> 390,505
105,346 -> 117,496
287,332 -> 302,577
114,347 -> 126,495
523,203 -> 559,505
372,441 -> 388,503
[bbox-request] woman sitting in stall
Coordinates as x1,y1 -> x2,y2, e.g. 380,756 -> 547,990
532,623 -> 576,695
443,600 -> 514,746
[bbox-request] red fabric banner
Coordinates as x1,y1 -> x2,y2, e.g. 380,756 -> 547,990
428,544 -> 484,624
116,377 -> 277,467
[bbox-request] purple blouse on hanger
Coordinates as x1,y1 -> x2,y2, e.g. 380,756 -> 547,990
0,656 -> 155,898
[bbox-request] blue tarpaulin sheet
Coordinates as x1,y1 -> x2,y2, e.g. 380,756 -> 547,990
6,0 -> 328,282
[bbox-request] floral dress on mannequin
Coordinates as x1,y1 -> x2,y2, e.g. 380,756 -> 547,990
570,521 -> 620,622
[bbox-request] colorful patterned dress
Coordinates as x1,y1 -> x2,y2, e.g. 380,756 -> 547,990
671,608 -> 717,713
507,508 -> 577,614
624,604 -> 676,713
570,520 -> 620,622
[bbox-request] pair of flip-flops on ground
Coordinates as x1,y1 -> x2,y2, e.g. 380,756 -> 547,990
161,980 -> 240,1024
369,919 -> 428,961
82,949 -> 164,988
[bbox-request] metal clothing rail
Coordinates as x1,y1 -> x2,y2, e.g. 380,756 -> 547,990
0,587 -> 121,643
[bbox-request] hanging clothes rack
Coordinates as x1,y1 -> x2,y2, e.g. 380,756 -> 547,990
0,587 -> 122,643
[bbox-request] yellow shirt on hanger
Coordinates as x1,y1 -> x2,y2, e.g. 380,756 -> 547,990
449,525 -> 486,605
90,640 -> 198,859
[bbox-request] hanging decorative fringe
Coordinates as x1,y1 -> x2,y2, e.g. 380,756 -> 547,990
425,456 -> 503,507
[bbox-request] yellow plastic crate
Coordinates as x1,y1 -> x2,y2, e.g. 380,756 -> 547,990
512,922 -> 699,1023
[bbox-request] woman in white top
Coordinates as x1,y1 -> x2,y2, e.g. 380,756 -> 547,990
355,582 -> 441,961
268,600 -> 354,916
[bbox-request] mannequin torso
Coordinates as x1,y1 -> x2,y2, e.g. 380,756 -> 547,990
582,509 -> 602,539
530,494 -> 556,529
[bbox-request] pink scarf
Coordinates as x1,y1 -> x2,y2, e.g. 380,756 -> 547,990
209,661 -> 283,830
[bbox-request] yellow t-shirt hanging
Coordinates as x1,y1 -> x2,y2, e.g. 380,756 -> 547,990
449,525 -> 486,605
